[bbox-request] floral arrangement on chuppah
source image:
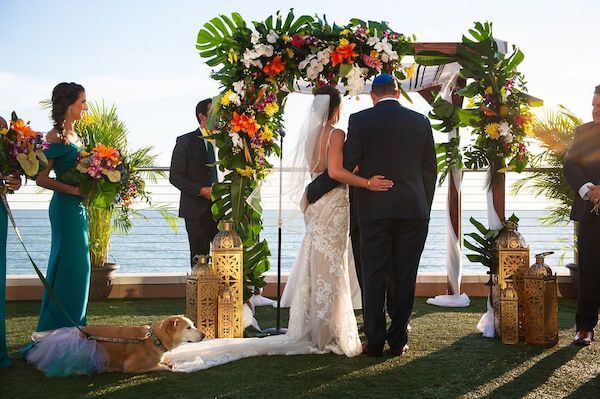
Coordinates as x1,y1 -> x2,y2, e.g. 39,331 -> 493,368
198,10 -> 415,298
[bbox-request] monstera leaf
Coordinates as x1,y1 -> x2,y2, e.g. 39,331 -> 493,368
197,13 -> 247,67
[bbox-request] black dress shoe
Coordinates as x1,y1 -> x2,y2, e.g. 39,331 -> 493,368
388,344 -> 409,356
361,342 -> 382,357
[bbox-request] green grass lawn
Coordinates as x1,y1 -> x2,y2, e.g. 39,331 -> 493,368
1,298 -> 598,399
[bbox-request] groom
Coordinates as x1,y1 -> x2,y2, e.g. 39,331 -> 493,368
306,74 -> 436,356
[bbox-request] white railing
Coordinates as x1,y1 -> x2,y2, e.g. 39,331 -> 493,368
5,168 -> 574,276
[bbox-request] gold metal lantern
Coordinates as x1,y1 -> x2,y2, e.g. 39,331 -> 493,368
523,252 -> 558,347
493,220 -> 530,337
212,220 -> 244,338
217,285 -> 235,338
500,283 -> 519,345
186,254 -> 219,339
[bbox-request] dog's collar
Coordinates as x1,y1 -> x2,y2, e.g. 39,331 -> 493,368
149,327 -> 169,352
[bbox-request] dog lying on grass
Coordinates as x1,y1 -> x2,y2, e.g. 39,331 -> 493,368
26,315 -> 205,376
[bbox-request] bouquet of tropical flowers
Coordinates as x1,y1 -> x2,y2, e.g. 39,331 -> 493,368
0,112 -> 47,193
74,143 -> 124,209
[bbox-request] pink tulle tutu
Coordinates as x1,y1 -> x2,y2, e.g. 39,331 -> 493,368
26,327 -> 109,377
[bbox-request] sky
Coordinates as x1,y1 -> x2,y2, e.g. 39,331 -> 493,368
1,0 -> 598,165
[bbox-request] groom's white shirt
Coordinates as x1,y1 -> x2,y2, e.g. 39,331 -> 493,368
376,97 -> 400,104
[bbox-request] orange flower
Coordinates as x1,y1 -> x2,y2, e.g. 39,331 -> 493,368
11,119 -> 37,139
92,144 -> 121,163
230,112 -> 260,137
481,106 -> 497,117
262,56 -> 286,77
331,42 -> 358,67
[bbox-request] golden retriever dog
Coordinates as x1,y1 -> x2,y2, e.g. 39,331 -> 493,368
83,315 -> 204,373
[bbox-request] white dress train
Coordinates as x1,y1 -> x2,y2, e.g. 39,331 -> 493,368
164,184 -> 362,372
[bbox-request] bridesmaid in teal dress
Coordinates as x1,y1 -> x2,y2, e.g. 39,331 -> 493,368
22,83 -> 89,355
1,114 -> 23,368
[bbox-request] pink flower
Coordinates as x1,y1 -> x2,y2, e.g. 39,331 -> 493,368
362,54 -> 383,71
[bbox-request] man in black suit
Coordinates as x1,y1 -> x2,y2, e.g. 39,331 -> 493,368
563,84 -> 600,346
307,75 -> 436,356
170,98 -> 218,267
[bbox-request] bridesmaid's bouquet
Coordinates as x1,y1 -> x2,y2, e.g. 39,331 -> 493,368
0,112 -> 47,193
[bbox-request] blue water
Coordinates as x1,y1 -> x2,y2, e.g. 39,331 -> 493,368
5,209 -> 574,276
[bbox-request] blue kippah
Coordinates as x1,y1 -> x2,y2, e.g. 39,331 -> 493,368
372,73 -> 394,86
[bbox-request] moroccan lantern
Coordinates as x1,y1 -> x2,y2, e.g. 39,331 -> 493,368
500,283 -> 519,345
493,220 -> 530,337
217,285 -> 235,338
523,252 -> 558,347
212,220 -> 244,338
186,254 -> 219,339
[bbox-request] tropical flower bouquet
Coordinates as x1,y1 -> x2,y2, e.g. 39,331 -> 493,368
0,112 -> 47,194
62,103 -> 176,272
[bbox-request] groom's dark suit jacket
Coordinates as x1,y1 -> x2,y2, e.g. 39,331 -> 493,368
307,100 -> 437,224
564,122 -> 600,223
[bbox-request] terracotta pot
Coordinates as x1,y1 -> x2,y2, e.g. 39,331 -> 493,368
565,263 -> 578,297
89,263 -> 119,301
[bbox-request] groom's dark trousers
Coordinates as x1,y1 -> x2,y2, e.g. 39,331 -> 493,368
307,100 -> 436,352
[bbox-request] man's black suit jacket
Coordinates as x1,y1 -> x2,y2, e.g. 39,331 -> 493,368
564,122 -> 600,223
169,129 -> 214,220
307,100 -> 437,225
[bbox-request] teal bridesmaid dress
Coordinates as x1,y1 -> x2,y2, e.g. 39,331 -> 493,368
21,142 -> 90,357
1,204 -> 12,368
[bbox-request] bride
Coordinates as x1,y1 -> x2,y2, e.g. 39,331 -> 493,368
164,86 -> 393,372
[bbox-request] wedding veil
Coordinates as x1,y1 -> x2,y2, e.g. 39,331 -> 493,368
287,94 -> 331,211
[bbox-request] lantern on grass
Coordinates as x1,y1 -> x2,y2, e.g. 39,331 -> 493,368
186,254 -> 219,339
212,220 -> 244,338
493,220 -> 530,337
500,283 -> 519,345
218,285 -> 235,338
523,252 -> 558,347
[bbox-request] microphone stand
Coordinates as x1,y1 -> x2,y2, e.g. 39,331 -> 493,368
263,127 -> 287,336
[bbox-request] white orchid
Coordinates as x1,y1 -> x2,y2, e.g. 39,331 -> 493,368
299,54 -> 315,70
229,132 -> 243,149
346,65 -> 367,96
266,29 -> 279,44
367,36 -> 380,46
254,43 -> 274,58
316,49 -> 331,64
250,31 -> 261,45
226,91 -> 241,106
232,80 -> 246,98
498,121 -> 512,142
242,48 -> 263,68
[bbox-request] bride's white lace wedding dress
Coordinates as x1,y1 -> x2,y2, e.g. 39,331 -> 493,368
164,179 -> 362,373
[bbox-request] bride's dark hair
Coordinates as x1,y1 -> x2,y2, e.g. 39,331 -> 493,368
315,85 -> 341,121
51,82 -> 85,130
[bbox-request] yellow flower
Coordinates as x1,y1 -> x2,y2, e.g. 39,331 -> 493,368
485,123 -> 500,139
264,102 -> 279,117
286,48 -> 295,58
523,122 -> 533,136
80,114 -> 94,125
340,29 -> 351,36
282,34 -> 291,42
466,98 -> 476,108
0,128 -> 7,136
227,48 -> 238,64
221,90 -> 234,106
499,105 -> 509,117
404,64 -> 416,80
261,125 -> 274,141
236,166 -> 255,177
484,86 -> 494,95
339,38 -> 349,46
370,50 -> 379,58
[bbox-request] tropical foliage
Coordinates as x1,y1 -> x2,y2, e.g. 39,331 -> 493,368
69,102 -> 177,267
420,22 -> 536,188
198,10 -> 415,298
512,106 -> 581,226
464,216 -> 501,285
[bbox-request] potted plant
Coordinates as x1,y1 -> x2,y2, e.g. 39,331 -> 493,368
72,103 -> 177,300
512,106 -> 581,293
